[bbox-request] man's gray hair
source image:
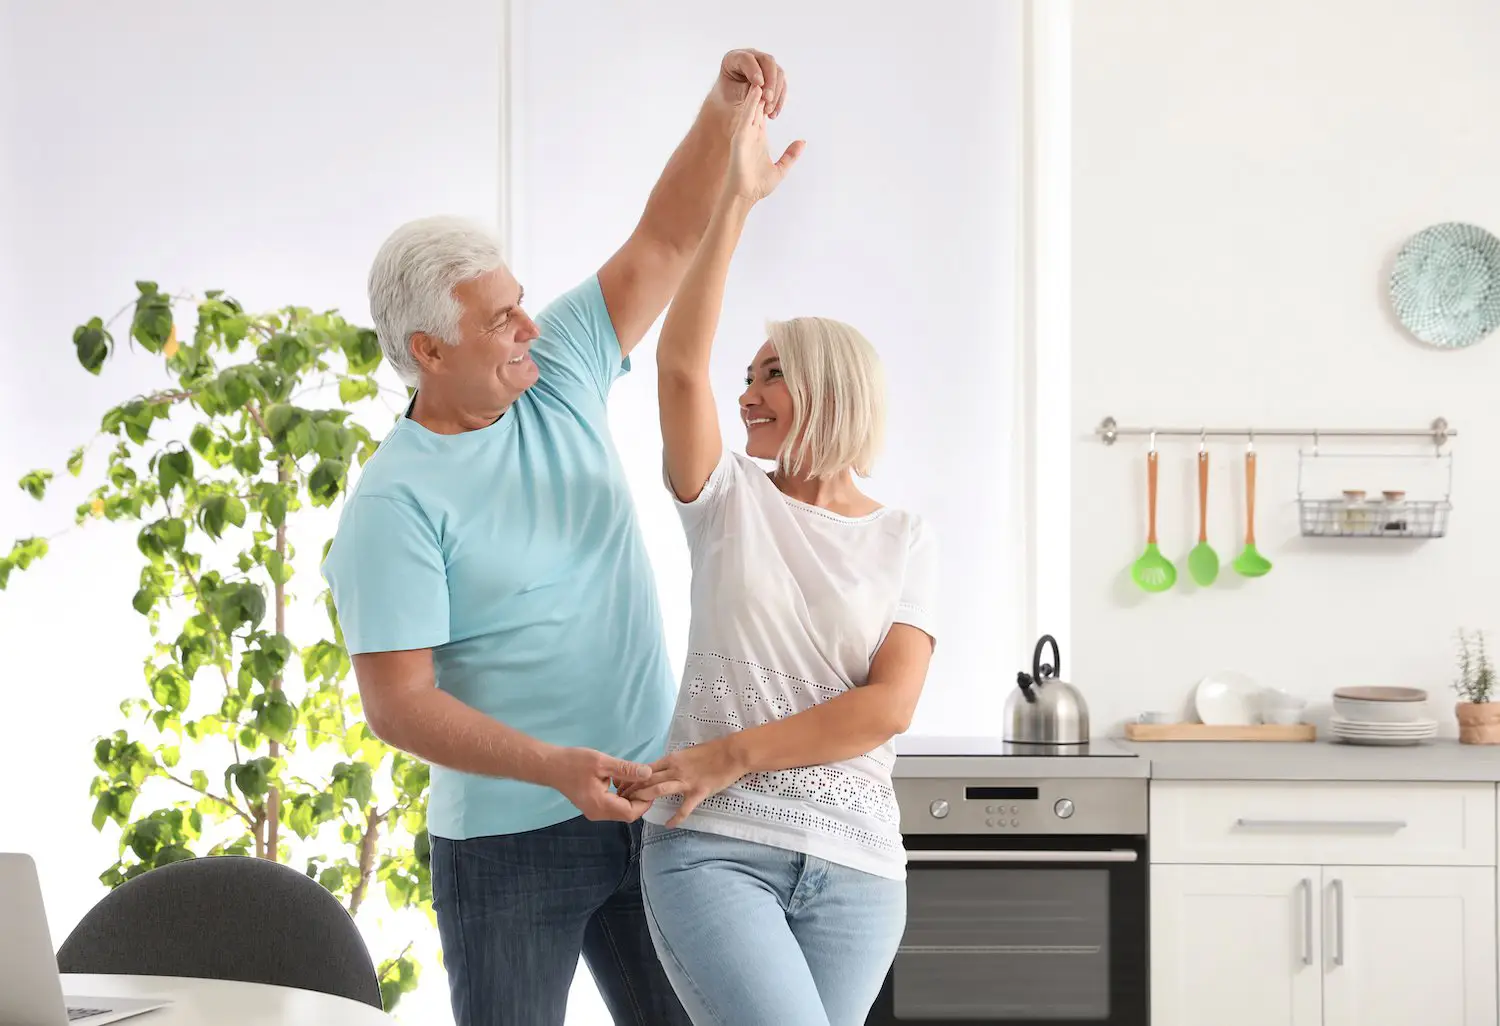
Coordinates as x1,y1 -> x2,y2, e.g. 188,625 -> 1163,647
367,216 -> 507,386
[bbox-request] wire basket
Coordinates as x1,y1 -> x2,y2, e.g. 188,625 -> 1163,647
1296,448 -> 1453,539
1297,498 -> 1451,538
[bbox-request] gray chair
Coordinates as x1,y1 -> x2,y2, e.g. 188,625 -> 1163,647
56,855 -> 383,1009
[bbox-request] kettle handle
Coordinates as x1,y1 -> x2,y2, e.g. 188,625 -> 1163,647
1034,634 -> 1061,682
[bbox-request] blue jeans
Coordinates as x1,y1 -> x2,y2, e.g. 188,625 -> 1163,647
431,817 -> 691,1026
640,823 -> 906,1026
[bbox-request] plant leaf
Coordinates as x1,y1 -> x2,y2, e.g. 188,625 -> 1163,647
131,283 -> 174,353
18,470 -> 52,500
73,317 -> 113,374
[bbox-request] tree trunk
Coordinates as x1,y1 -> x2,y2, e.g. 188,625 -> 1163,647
263,460 -> 291,862
349,806 -> 383,915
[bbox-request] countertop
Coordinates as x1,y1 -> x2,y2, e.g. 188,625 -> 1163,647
1118,738 -> 1500,783
892,735 -> 1500,783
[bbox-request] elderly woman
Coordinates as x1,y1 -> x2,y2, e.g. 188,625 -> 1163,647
627,88 -> 938,1026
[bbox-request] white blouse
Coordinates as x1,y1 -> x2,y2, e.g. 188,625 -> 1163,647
643,450 -> 938,880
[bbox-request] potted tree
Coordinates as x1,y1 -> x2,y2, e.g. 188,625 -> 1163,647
4,283 -> 428,1009
1454,629 -> 1498,744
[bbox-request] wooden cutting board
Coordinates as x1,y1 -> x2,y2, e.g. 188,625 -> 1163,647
1123,723 -> 1316,742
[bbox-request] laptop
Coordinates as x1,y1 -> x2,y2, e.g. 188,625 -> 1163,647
0,853 -> 170,1024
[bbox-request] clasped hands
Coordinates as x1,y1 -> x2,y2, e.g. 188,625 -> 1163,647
618,737 -> 751,827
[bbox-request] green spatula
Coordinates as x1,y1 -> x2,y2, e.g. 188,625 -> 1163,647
1232,448 -> 1273,577
1131,449 -> 1176,592
1187,450 -> 1220,586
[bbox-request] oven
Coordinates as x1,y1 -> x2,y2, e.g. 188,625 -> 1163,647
868,772 -> 1149,1026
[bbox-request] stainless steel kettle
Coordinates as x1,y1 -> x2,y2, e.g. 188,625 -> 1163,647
1004,634 -> 1089,745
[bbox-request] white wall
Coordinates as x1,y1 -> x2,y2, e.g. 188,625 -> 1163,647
513,0 -> 1025,735
0,3 -> 502,1023
1070,0 -> 1500,732
2,2 -> 1026,1023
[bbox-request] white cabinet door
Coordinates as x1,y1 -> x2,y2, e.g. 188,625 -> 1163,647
1322,866 -> 1497,1026
1151,864 -> 1323,1026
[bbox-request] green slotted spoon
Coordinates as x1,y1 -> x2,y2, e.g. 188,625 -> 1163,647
1187,449 -> 1220,586
1232,447 -> 1273,577
1131,448 -> 1176,592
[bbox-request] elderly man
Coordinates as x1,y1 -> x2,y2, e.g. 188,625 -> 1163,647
321,50 -> 790,1026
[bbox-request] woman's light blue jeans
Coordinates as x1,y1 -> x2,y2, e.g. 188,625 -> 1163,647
640,822 -> 906,1026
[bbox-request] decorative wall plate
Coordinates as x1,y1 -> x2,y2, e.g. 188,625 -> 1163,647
1389,222 -> 1500,349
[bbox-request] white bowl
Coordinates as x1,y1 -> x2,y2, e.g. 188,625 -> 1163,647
1260,688 -> 1307,713
1195,671 -> 1261,725
1262,708 -> 1304,725
1333,696 -> 1427,723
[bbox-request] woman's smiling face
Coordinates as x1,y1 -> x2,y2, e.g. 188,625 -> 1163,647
739,341 -> 793,460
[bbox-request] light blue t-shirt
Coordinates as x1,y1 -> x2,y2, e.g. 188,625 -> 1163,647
321,276 -> 675,840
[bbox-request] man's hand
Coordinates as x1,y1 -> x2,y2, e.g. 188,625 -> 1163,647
722,86 -> 804,204
544,746 -> 654,822
712,49 -> 788,118
621,739 -> 749,828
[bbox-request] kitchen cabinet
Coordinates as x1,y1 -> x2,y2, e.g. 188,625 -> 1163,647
1150,780 -> 1495,866
1151,864 -> 1322,1026
1151,781 -> 1498,1026
1153,864 -> 1495,1026
1321,866 -> 1495,1026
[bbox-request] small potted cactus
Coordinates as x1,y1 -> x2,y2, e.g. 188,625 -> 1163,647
1454,629 -> 1499,744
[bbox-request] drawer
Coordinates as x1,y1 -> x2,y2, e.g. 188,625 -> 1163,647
1150,781 -> 1496,866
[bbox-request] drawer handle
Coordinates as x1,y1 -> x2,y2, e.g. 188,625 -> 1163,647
1234,818 -> 1407,832
906,850 -> 1138,863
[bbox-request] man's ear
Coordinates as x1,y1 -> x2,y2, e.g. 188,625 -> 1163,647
409,331 -> 445,376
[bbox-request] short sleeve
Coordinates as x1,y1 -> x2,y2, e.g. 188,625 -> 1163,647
666,448 -> 739,542
894,516 -> 938,641
321,494 -> 450,655
531,275 -> 628,402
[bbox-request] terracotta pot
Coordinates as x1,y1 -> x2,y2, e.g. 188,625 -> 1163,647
1455,702 -> 1500,745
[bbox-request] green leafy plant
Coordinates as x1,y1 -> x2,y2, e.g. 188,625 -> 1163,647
1455,628 -> 1495,704
5,282 -> 428,1010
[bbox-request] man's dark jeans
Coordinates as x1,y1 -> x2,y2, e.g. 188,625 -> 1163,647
431,816 -> 691,1026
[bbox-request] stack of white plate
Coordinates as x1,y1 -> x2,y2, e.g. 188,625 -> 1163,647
1330,686 -> 1436,746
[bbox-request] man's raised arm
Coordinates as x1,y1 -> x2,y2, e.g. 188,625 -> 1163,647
597,48 -> 789,355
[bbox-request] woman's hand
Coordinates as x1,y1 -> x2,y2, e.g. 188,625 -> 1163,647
723,86 -> 804,204
622,739 -> 750,827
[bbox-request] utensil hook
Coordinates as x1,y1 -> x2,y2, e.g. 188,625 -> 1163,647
1312,429 -> 1320,457
1148,429 -> 1157,454
1246,428 -> 1256,454
1198,428 -> 1207,454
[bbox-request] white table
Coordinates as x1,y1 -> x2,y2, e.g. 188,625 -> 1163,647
61,975 -> 391,1025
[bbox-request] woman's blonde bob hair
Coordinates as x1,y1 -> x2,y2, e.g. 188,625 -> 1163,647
766,316 -> 887,480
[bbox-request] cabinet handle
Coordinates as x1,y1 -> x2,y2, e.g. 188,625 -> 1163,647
905,849 -> 1138,863
1331,878 -> 1345,967
1235,818 -> 1407,832
1299,877 -> 1313,966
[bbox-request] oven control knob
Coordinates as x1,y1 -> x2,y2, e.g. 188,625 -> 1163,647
929,799 -> 950,819
1054,798 -> 1075,819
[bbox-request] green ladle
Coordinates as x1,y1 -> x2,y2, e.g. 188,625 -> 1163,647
1187,450 -> 1220,586
1132,449 -> 1176,592
1232,448 -> 1273,577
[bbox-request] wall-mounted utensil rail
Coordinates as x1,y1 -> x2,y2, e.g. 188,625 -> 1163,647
1096,416 -> 1455,448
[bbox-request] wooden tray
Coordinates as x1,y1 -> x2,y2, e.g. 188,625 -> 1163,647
1123,723 -> 1316,742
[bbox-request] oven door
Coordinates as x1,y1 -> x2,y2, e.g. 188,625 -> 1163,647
867,834 -> 1149,1026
